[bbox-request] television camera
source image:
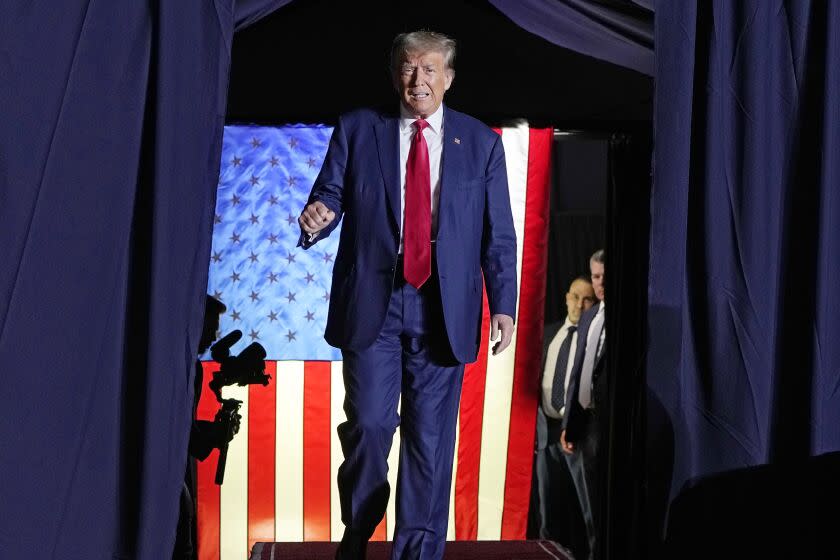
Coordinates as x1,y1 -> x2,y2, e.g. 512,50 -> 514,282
208,329 -> 271,402
207,329 -> 271,484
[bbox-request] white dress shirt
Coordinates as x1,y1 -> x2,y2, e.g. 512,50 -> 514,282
541,318 -> 579,419
398,103 -> 444,253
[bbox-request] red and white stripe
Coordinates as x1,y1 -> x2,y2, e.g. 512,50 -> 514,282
197,124 -> 552,559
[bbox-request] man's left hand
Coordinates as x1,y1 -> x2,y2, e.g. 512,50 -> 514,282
490,314 -> 514,355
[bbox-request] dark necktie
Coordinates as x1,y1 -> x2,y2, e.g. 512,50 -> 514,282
403,119 -> 431,289
550,325 -> 577,411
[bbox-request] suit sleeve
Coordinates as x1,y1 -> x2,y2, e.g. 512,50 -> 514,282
481,134 -> 518,319
297,116 -> 348,248
562,311 -> 592,440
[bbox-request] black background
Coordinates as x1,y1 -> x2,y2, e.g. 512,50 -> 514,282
227,0 -> 652,128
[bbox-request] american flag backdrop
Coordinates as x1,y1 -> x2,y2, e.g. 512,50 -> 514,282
196,122 -> 552,560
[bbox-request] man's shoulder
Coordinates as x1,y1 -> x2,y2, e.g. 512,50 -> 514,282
544,319 -> 565,339
445,106 -> 497,140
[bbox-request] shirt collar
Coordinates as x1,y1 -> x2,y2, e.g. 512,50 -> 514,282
399,103 -> 444,135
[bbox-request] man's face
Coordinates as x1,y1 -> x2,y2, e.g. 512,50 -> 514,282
393,50 -> 453,118
565,279 -> 596,324
590,260 -> 605,302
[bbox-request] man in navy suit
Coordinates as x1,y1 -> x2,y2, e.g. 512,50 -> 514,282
298,31 -> 517,560
561,250 -> 606,560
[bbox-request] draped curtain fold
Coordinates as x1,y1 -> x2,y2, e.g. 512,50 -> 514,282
648,0 -> 840,535
487,0 -> 654,76
0,1 -> 290,558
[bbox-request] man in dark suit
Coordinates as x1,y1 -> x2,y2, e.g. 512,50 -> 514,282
561,250 -> 606,560
530,276 -> 595,558
298,31 -> 518,560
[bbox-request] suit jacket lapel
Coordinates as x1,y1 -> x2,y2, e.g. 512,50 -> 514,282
374,114 -> 400,231
439,106 -> 461,229
572,303 -> 598,373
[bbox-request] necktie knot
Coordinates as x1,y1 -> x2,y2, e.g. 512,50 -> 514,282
568,325 -> 578,334
413,119 -> 429,133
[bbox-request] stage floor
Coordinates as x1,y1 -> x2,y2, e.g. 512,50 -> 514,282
250,541 -> 574,560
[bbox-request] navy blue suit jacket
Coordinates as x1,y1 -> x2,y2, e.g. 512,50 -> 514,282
562,301 -> 605,442
299,106 -> 517,363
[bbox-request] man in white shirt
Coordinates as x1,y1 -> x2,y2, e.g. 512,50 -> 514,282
530,276 -> 595,557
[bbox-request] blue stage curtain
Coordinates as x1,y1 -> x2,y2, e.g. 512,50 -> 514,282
0,1 -> 290,558
487,0 -> 653,76
648,0 -> 840,524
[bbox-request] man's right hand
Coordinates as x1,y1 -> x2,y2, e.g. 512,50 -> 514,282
299,201 -> 336,234
560,429 -> 575,455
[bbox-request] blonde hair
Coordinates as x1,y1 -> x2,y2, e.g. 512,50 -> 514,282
391,30 -> 457,73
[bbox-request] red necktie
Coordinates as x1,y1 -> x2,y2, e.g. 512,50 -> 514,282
403,119 -> 431,289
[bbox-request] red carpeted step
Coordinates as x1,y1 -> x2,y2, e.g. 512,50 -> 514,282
250,540 -> 574,560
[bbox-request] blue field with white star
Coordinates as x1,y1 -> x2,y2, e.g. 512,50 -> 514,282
204,124 -> 341,361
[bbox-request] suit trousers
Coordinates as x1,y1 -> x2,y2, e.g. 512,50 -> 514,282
530,413 -> 589,560
336,260 -> 465,560
565,410 -> 598,560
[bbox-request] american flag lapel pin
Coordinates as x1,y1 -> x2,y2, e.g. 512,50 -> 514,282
454,137 -> 461,144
